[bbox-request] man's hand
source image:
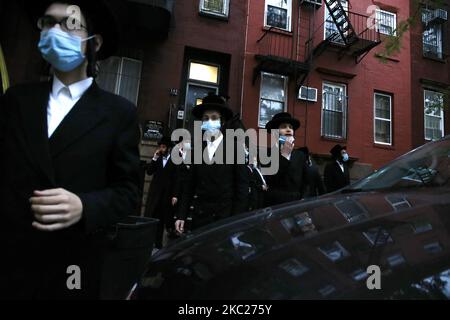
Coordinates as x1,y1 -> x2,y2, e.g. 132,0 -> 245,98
281,140 -> 294,159
175,220 -> 185,234
153,149 -> 162,160
30,188 -> 83,232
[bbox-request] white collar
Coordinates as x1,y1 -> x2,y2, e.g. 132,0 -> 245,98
207,133 -> 224,147
336,160 -> 344,170
52,75 -> 94,100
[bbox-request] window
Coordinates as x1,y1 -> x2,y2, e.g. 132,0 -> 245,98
97,57 -> 142,105
334,199 -> 369,223
351,269 -> 369,282
200,0 -> 230,18
318,241 -> 350,262
411,220 -> 433,234
387,254 -> 406,267
259,72 -> 287,128
265,0 -> 292,31
385,195 -> 411,211
322,82 -> 347,139
363,227 -> 393,246
189,62 -> 220,84
318,285 -> 336,297
423,23 -> 443,59
374,93 -> 393,145
279,259 -> 309,277
230,232 -> 256,260
424,90 -> 445,141
376,9 -> 397,35
423,241 -> 443,254
324,0 -> 348,42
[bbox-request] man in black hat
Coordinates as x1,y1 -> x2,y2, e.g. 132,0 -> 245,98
263,112 -> 306,206
175,94 -> 249,233
144,136 -> 179,249
0,1 -> 140,299
324,144 -> 351,193
299,147 -> 325,198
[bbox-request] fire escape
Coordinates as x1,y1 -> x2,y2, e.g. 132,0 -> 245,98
254,22 -> 310,86
254,0 -> 382,89
305,0 -> 382,64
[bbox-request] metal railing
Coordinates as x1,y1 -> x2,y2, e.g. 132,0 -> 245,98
423,43 -> 444,59
257,27 -> 300,61
305,11 -> 381,58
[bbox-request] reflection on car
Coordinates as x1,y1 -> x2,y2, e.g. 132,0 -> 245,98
131,136 -> 450,300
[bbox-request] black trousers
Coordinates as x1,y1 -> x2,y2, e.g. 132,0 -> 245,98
148,200 -> 176,249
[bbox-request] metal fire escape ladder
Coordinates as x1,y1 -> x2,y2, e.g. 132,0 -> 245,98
323,0 -> 358,45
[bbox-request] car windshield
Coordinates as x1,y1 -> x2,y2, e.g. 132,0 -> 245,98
349,137 -> 450,192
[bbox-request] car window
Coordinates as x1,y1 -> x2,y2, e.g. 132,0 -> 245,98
387,268 -> 450,299
351,138 -> 450,191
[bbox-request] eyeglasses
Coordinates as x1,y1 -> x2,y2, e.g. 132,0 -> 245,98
37,15 -> 88,32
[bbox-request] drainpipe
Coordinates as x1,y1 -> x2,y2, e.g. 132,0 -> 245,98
0,44 -> 10,93
239,0 -> 251,119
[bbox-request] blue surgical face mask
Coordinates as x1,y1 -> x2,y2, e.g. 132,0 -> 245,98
342,153 -> 349,162
38,28 -> 95,72
279,135 -> 294,145
201,120 -> 221,132
183,142 -> 192,151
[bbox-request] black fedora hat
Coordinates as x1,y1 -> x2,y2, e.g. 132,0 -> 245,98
28,0 -> 119,60
192,93 -> 234,121
330,144 -> 346,158
265,112 -> 301,131
158,136 -> 174,148
298,147 -> 310,156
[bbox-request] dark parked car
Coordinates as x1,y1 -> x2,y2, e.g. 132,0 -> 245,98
131,136 -> 450,300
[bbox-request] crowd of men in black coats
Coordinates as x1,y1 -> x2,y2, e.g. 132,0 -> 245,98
145,94 -> 352,249
0,0 -> 354,299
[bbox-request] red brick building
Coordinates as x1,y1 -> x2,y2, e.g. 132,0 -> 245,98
1,0 -> 449,178
410,2 -> 450,149
132,0 -> 248,134
241,0 -> 420,178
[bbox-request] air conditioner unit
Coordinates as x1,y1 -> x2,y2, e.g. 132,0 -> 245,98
300,0 -> 322,8
298,86 -> 318,102
422,8 -> 448,24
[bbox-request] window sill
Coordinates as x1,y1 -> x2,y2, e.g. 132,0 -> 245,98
424,138 -> 443,142
373,143 -> 395,150
262,26 -> 293,37
199,11 -> 229,22
321,136 -> 347,143
422,55 -> 447,63
374,53 -> 400,63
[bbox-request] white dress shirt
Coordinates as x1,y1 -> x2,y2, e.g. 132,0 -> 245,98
162,155 -> 170,168
253,165 -> 268,188
152,154 -> 171,168
276,142 -> 292,160
47,76 -> 94,138
206,134 -> 224,162
336,160 -> 345,173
